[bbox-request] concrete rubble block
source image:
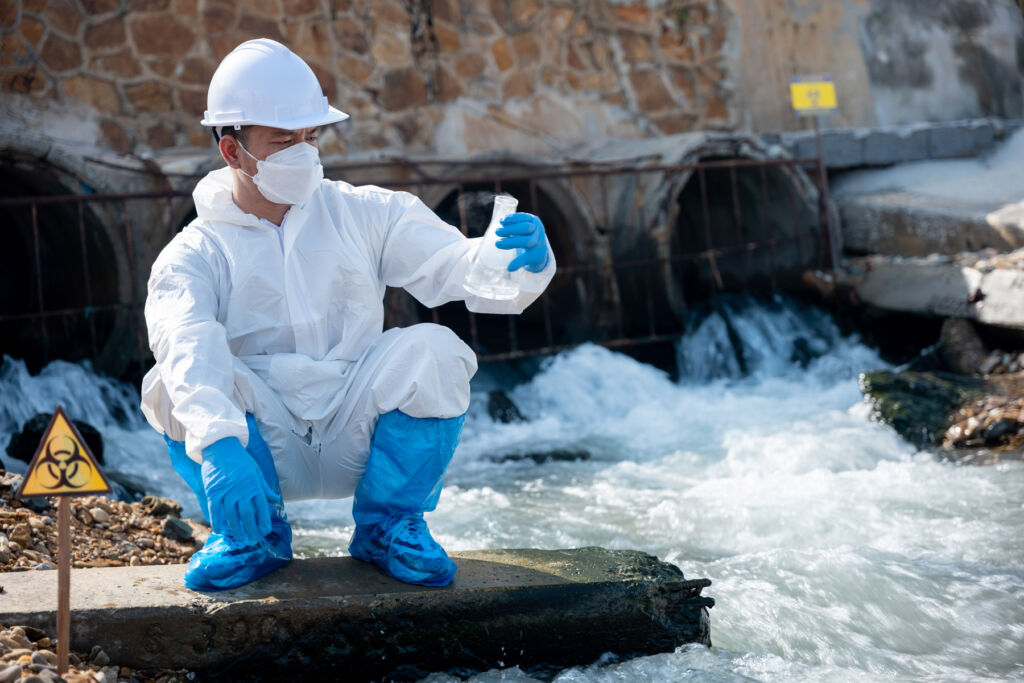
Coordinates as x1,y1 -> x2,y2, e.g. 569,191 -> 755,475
861,127 -> 931,167
841,250 -> 1024,331
818,129 -> 863,169
837,192 -> 1024,257
927,120 -> 995,159
778,131 -> 818,161
0,547 -> 713,680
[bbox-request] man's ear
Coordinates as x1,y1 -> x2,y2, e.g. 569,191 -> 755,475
219,135 -> 241,169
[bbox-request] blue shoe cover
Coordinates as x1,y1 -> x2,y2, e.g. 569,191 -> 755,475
349,514 -> 456,587
183,512 -> 292,591
349,410 -> 464,587
166,414 -> 293,591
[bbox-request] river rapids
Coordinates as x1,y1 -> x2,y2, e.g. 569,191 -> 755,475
1,297 -> 1021,682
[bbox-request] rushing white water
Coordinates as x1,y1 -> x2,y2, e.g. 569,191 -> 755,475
1,298 -> 1022,682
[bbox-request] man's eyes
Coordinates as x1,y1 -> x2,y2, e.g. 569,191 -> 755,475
271,136 -> 317,144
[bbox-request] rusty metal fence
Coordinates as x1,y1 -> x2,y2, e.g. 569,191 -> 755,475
0,153 -> 833,381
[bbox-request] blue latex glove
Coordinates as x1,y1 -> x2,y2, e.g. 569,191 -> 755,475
201,437 -> 281,547
496,212 -> 550,273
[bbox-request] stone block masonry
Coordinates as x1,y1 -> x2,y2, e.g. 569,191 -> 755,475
0,0 -> 736,158
0,547 -> 714,680
772,118 -> 1022,170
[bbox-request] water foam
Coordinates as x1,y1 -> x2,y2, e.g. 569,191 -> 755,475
1,298 -> 1021,681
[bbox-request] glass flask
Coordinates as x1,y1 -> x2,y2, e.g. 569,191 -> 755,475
463,194 -> 520,301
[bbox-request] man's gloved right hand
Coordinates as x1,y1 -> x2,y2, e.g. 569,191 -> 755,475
201,437 -> 281,546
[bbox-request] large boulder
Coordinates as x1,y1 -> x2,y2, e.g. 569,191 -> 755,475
860,370 -> 1024,453
5,413 -> 104,465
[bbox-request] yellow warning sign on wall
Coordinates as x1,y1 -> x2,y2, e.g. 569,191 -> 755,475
790,75 -> 837,116
17,406 -> 112,498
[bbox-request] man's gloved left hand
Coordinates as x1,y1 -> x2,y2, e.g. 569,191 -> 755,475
201,437 -> 281,546
496,213 -> 550,273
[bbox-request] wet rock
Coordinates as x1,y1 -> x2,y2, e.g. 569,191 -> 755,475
863,369 -> 1024,453
0,549 -> 710,679
489,449 -> 591,464
789,337 -> 821,369
487,390 -> 527,424
6,413 -> 104,465
859,370 -> 987,449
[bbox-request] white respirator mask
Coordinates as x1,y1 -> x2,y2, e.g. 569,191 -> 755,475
236,139 -> 324,206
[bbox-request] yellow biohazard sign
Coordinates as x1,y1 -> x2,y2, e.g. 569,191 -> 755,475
17,406 -> 112,498
790,75 -> 837,116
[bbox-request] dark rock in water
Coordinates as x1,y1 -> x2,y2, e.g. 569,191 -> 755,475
940,318 -> 989,375
488,391 -> 527,424
789,337 -> 818,369
6,413 -> 104,465
982,418 -> 1016,442
489,449 -> 591,464
110,475 -> 147,503
141,495 -> 183,518
859,371 -> 987,449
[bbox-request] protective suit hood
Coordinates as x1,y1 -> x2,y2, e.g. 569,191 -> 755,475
193,167 -> 278,229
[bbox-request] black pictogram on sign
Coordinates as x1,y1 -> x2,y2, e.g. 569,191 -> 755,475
17,406 -> 112,498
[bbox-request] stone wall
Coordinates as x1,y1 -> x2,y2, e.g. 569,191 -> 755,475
0,0 -> 735,159
724,0 -> 1024,132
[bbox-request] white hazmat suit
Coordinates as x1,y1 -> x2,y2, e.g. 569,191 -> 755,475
141,167 -> 555,501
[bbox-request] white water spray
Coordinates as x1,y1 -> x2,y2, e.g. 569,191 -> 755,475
1,298 -> 1021,681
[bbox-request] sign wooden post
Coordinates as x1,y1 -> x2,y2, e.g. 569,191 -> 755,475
16,406 -> 113,675
790,73 -> 839,270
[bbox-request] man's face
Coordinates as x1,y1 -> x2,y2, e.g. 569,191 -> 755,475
223,125 -> 319,175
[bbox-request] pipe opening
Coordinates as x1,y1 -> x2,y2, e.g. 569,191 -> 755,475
0,164 -> 120,373
671,158 -> 822,304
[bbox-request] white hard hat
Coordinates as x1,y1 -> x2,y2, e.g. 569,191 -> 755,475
201,38 -> 348,130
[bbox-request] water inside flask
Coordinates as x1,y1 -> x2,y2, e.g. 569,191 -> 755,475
463,194 -> 520,301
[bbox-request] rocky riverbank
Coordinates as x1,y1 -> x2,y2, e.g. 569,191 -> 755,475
0,624 -> 192,683
0,473 -> 204,572
0,472 -> 201,681
859,317 -> 1024,459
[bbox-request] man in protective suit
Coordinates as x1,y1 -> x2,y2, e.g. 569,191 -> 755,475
140,39 -> 554,591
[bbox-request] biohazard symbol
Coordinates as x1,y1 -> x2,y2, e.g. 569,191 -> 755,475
37,435 -> 93,490
17,406 -> 112,499
789,76 -> 838,116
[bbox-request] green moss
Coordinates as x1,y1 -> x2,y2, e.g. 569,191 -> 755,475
859,370 -> 987,449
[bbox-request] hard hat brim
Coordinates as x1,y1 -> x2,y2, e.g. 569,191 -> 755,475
201,105 -> 350,130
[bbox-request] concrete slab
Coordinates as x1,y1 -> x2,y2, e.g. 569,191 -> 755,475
836,191 -> 1024,257
841,250 -> 1024,330
0,547 -> 713,680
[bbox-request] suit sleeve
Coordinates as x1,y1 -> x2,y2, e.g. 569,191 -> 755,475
378,190 -> 556,314
143,239 -> 248,460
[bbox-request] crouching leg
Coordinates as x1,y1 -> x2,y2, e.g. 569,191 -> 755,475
165,414 -> 292,591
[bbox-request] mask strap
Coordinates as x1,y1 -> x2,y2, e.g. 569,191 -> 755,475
233,139 -> 259,181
